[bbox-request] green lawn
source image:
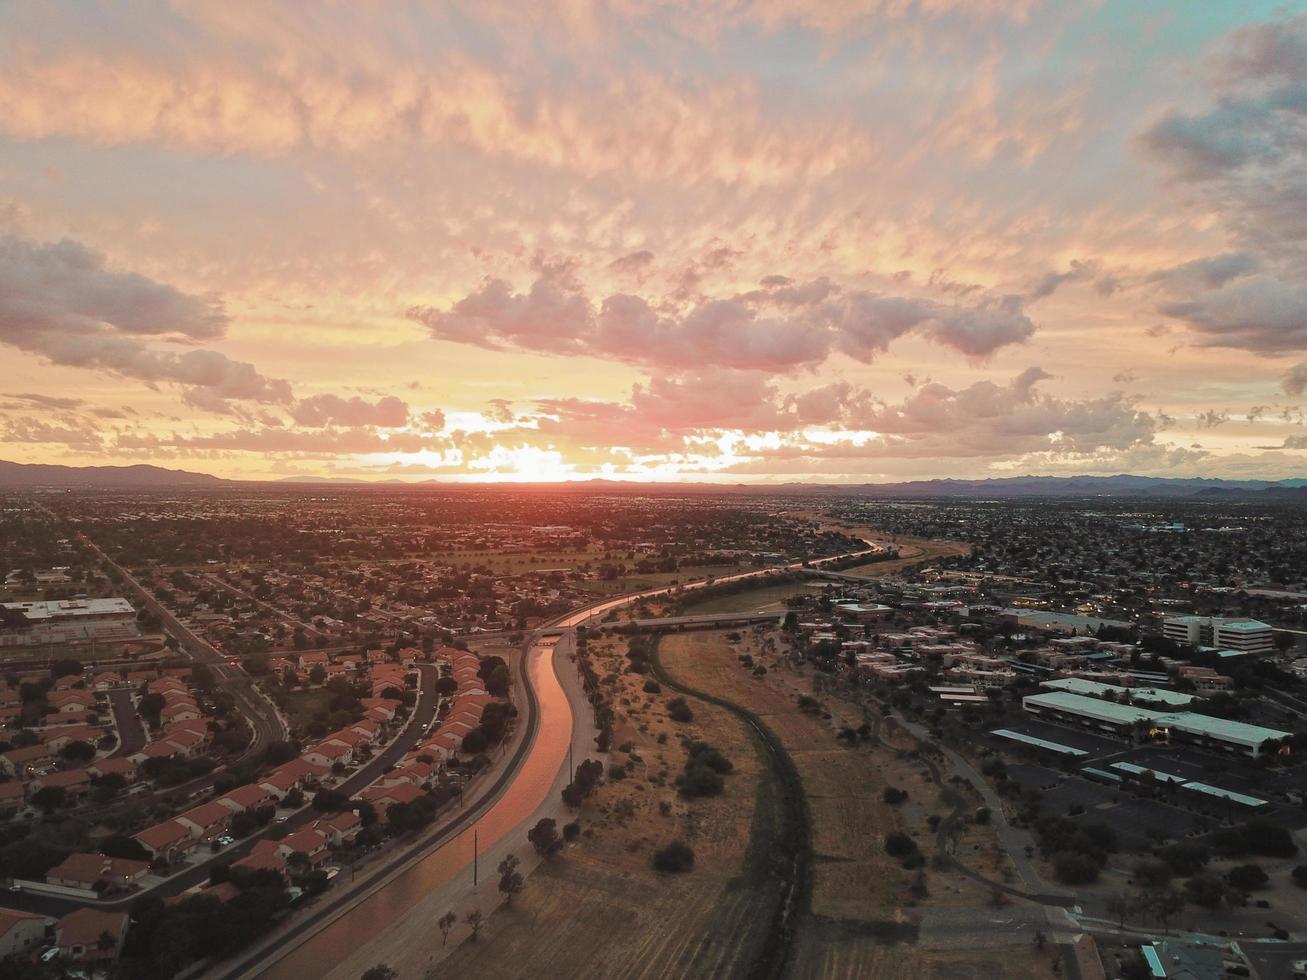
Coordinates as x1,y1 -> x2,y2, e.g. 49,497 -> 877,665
678,581 -> 823,615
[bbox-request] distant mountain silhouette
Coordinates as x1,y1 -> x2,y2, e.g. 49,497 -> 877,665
1,460 -> 1304,497
0,459 -> 225,488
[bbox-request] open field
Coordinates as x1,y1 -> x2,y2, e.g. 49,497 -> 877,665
656,629 -> 1019,978
428,631 -> 784,979
678,581 -> 831,615
280,687 -> 335,736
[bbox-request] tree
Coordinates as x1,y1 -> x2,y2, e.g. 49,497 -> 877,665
498,854 -> 523,906
528,818 -> 562,858
312,789 -> 350,813
1106,891 -> 1133,929
1227,863 -> 1269,891
31,785 -> 67,813
1144,888 -> 1185,935
652,840 -> 695,873
360,967 -> 397,980
1053,851 -> 1100,885
60,739 -> 96,764
438,910 -> 457,946
465,908 -> 484,942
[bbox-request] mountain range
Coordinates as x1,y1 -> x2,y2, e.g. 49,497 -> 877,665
1,459 -> 1305,498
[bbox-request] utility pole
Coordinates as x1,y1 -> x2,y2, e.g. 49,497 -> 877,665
473,828 -> 478,886
569,741 -> 574,783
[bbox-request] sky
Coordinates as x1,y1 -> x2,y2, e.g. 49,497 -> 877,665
1,1 -> 1306,484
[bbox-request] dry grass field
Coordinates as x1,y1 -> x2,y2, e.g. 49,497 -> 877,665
657,629 -> 1023,979
433,631 -> 784,979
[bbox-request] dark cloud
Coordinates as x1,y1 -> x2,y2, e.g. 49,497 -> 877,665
1143,15 -> 1307,354
2,392 -> 84,410
0,233 -> 291,405
409,271 -> 1034,372
1284,362 -> 1307,397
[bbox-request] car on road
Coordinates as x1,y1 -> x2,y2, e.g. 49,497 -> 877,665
216,835 -> 235,846
1292,960 -> 1307,977
324,867 -> 341,880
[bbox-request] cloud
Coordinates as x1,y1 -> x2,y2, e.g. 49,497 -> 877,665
1156,276 -> 1307,353
409,272 -> 1035,372
116,426 -> 441,457
2,392 -> 84,411
0,415 -> 103,451
290,394 -> 409,428
608,250 -> 655,280
524,366 -> 1158,464
1142,14 -> 1307,354
1284,362 -> 1307,397
0,233 -> 291,405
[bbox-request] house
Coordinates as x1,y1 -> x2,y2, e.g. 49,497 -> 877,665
147,678 -> 188,696
379,761 -> 433,788
132,740 -> 182,765
0,744 -> 53,778
317,810 -> 361,846
175,801 -> 232,841
46,853 -> 150,892
133,820 -> 197,863
54,907 -> 128,962
91,671 -> 123,691
48,689 -> 96,714
362,781 -> 425,810
160,701 -> 202,725
259,759 -> 329,799
30,768 -> 90,801
350,719 -> 382,742
87,756 -> 137,783
233,839 -> 286,874
40,725 -> 104,753
0,908 -> 52,959
0,781 -> 25,814
276,828 -> 330,866
218,783 -> 276,814
303,741 -> 352,768
298,652 -> 329,670
163,729 -> 206,757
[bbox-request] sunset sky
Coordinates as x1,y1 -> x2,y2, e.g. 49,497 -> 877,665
2,1 -> 1306,483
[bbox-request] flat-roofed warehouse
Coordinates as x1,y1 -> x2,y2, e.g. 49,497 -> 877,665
1022,690 -> 1290,758
0,598 -> 137,647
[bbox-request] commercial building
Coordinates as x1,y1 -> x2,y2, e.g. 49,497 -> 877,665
0,598 -> 137,647
1162,616 -> 1273,654
1022,690 -> 1290,758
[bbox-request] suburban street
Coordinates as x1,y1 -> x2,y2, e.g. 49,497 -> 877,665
78,533 -> 288,756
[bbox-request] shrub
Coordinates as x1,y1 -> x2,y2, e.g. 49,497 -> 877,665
1053,851 -> 1100,885
882,787 -> 908,805
678,765 -> 723,799
667,697 -> 694,723
973,807 -> 991,825
884,832 -> 917,858
1292,865 -> 1307,888
563,821 -> 581,842
1158,842 -> 1209,877
642,680 -> 661,694
1227,863 -> 1269,891
652,841 -> 695,873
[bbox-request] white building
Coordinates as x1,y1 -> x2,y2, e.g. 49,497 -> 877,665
0,598 -> 138,647
1162,616 -> 1273,654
